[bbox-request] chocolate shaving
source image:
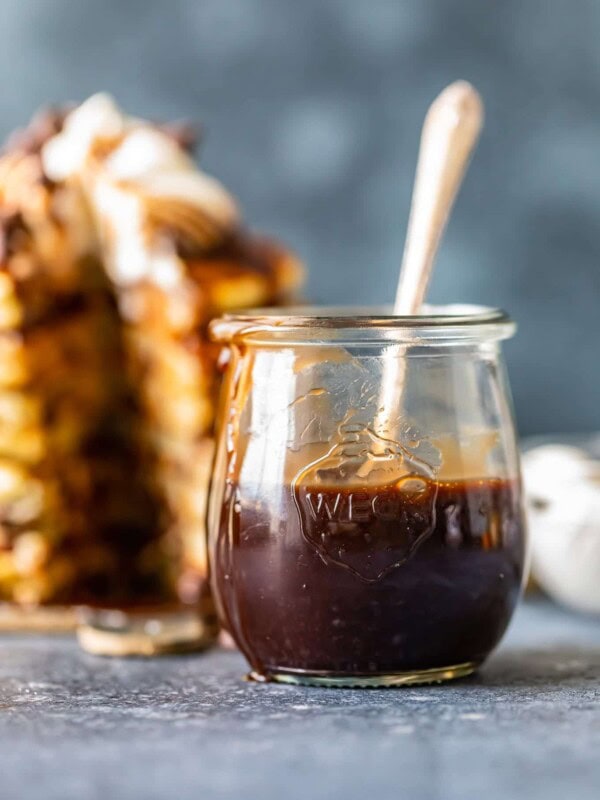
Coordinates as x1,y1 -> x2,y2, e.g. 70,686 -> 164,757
155,120 -> 201,154
2,106 -> 71,157
0,210 -> 28,263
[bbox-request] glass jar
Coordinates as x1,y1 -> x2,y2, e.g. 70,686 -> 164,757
208,306 -> 527,686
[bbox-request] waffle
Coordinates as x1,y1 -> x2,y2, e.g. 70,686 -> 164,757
0,97 -> 303,613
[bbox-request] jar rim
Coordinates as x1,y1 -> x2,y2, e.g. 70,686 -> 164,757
209,304 -> 515,345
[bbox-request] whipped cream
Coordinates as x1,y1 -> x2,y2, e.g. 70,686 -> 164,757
42,94 -> 126,180
41,94 -> 239,287
523,443 -> 600,614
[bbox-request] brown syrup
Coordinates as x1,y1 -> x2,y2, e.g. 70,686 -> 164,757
212,477 -> 526,680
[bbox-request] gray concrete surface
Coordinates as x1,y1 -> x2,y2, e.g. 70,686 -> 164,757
0,598 -> 597,800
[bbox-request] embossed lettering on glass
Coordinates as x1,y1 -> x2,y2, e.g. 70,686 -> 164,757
208,307 -> 527,686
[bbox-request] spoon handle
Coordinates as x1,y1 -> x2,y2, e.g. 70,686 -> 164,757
394,81 -> 484,314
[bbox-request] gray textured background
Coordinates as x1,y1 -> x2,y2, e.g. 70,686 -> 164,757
1,0 -> 599,435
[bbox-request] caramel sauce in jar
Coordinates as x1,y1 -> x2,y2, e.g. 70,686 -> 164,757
213,476 -> 525,683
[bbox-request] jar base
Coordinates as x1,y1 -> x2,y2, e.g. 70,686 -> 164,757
249,661 -> 479,688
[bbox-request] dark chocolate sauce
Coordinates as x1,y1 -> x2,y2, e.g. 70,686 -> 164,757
212,477 -> 526,680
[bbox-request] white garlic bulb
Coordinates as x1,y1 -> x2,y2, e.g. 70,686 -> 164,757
523,443 -> 600,614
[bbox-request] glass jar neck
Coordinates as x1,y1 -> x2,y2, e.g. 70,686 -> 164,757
209,305 -> 516,348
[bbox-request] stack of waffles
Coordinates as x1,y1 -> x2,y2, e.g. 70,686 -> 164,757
0,95 -> 303,618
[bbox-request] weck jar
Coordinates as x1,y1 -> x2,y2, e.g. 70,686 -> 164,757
208,306 -> 528,686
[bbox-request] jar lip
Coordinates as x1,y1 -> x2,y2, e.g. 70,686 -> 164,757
210,304 -> 515,344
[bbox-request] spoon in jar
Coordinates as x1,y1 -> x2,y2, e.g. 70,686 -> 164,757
376,80 -> 484,432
